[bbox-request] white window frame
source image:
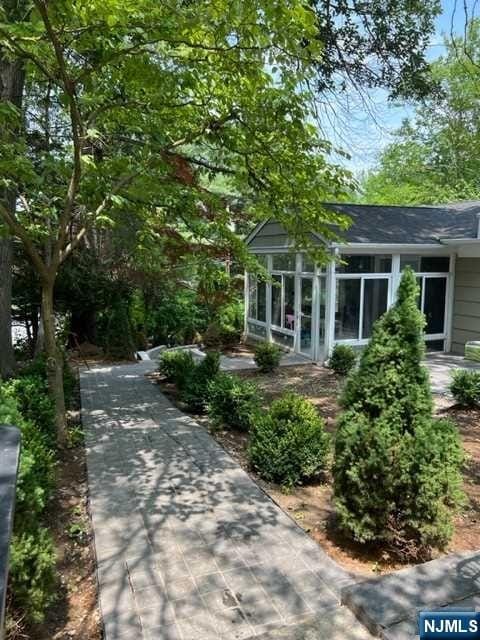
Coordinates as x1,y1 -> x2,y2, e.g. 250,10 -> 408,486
334,273 -> 392,345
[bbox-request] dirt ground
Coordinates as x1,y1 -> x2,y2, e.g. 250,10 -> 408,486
158,362 -> 480,578
9,370 -> 102,640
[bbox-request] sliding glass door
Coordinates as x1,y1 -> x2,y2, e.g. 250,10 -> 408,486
299,277 -> 313,356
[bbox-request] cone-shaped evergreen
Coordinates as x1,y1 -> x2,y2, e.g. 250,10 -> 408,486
333,268 -> 464,557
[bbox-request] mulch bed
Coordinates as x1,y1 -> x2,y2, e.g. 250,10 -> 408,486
156,363 -> 480,578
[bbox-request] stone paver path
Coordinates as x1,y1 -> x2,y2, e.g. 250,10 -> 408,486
81,362 -> 371,640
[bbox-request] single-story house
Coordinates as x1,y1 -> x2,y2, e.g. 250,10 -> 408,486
244,201 -> 480,362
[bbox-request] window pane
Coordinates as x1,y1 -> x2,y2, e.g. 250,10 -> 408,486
247,322 -> 267,338
248,275 -> 257,320
401,255 -> 450,272
424,277 -> 447,334
362,279 -> 389,339
271,275 -> 282,326
420,256 -> 450,272
416,277 -> 423,309
272,253 -> 296,271
338,255 -> 391,273
301,255 -> 315,272
401,255 -> 421,271
272,330 -> 293,349
283,275 -> 295,330
257,281 -> 266,322
335,279 -> 361,340
318,276 -> 326,344
253,254 -> 268,268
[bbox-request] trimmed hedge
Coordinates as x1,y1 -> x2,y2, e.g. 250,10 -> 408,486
254,342 -> 282,373
248,392 -> 330,487
207,373 -> 259,431
329,344 -> 356,376
450,369 -> 480,407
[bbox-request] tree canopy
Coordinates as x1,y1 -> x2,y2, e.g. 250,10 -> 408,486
362,18 -> 480,205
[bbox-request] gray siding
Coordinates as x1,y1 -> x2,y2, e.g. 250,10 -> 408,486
452,258 -> 480,354
248,220 -> 321,249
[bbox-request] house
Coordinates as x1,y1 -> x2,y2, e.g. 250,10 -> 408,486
244,201 -> 480,362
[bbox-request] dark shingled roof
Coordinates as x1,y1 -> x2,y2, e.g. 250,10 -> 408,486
323,201 -> 480,245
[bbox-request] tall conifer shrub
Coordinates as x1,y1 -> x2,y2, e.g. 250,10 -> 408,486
333,268 -> 464,557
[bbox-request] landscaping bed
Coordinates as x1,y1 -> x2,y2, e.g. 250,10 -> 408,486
156,362 -> 480,578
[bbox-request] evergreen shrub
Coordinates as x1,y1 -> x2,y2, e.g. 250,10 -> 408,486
450,369 -> 480,407
254,342 -> 282,373
159,350 -> 195,386
248,392 -> 330,486
333,268 -> 464,557
181,351 -> 221,412
329,344 -> 356,375
207,373 -> 259,431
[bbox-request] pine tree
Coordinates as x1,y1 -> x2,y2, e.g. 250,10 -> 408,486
333,268 -> 464,557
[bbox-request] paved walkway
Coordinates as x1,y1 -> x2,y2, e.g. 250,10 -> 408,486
425,353 -> 480,396
80,362 -> 371,640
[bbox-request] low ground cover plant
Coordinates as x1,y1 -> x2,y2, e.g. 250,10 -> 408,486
207,373 -> 260,431
329,344 -> 356,376
450,369 -> 480,407
333,268 -> 464,558
248,392 -> 330,487
254,342 -> 282,373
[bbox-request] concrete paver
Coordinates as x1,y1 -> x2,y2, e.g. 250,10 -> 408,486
80,362 -> 362,640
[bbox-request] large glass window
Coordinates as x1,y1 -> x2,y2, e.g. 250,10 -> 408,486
400,255 -> 449,272
284,275 -> 295,330
247,275 -> 266,322
271,275 -> 282,326
335,279 -> 361,340
362,279 -> 389,339
338,255 -> 392,274
272,253 -> 296,271
335,277 -> 389,341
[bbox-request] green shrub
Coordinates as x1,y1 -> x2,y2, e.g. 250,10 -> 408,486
248,392 -> 330,486
207,373 -> 260,431
450,369 -> 480,407
7,374 -> 55,448
0,381 -> 56,623
329,344 -> 357,376
333,268 -> 464,556
254,342 -> 282,373
159,350 -> 195,386
203,302 -> 244,348
9,528 -> 56,623
19,353 -> 76,410
181,351 -> 221,412
105,302 -> 136,360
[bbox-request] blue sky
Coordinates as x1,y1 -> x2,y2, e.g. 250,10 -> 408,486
334,0 -> 478,177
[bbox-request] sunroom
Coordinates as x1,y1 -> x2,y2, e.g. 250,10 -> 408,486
244,202 -> 480,362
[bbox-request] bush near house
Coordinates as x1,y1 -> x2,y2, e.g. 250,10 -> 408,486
450,369 -> 480,407
254,342 -> 282,373
159,350 -> 195,386
207,373 -> 260,431
181,351 -> 221,412
329,344 -> 357,376
333,268 -> 464,557
248,392 -> 330,487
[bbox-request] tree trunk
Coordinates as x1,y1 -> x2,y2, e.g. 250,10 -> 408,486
41,278 -> 67,445
0,239 -> 16,378
0,52 -> 24,378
